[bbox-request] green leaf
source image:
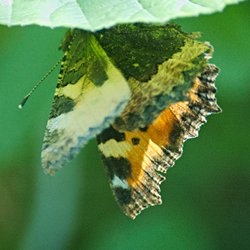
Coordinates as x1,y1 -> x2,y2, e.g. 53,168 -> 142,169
0,0 -> 245,31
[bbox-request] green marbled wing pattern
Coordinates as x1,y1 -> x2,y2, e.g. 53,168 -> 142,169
95,24 -> 213,131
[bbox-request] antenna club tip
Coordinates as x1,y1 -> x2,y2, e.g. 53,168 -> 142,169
18,104 -> 23,109
18,95 -> 29,109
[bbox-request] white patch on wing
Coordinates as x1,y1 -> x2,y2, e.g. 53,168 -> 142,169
112,176 -> 129,189
47,65 -> 129,133
98,139 -> 132,158
42,62 -> 130,173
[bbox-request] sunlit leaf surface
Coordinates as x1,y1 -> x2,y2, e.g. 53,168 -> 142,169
0,0 -> 246,31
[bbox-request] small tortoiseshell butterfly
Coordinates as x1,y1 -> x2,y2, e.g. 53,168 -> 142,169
41,24 -> 221,219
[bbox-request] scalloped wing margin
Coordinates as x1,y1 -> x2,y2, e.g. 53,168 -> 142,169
97,64 -> 221,219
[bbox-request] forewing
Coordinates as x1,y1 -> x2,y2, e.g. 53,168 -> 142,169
97,64 -> 221,219
42,30 -> 130,175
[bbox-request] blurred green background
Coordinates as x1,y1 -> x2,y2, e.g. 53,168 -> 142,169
0,2 -> 249,250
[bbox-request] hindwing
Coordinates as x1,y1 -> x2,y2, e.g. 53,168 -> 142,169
97,64 -> 221,219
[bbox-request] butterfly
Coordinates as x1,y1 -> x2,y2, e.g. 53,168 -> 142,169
41,24 -> 221,219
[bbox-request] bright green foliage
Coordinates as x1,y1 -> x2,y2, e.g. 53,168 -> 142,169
0,0 -> 246,31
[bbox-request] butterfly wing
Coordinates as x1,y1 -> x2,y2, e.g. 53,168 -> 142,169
42,30 -> 130,175
97,64 -> 221,219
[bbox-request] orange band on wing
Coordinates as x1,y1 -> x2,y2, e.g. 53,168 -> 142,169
125,108 -> 178,186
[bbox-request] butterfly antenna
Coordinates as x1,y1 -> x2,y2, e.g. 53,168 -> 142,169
18,59 -> 61,109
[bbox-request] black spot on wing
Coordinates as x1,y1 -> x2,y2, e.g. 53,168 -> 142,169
49,96 -> 75,119
139,126 -> 148,132
131,137 -> 140,145
114,187 -> 132,206
102,157 -> 132,180
97,126 -> 125,144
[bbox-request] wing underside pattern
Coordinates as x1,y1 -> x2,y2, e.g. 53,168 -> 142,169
40,25 -> 220,219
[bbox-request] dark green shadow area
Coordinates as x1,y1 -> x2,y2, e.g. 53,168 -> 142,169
0,1 -> 250,250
